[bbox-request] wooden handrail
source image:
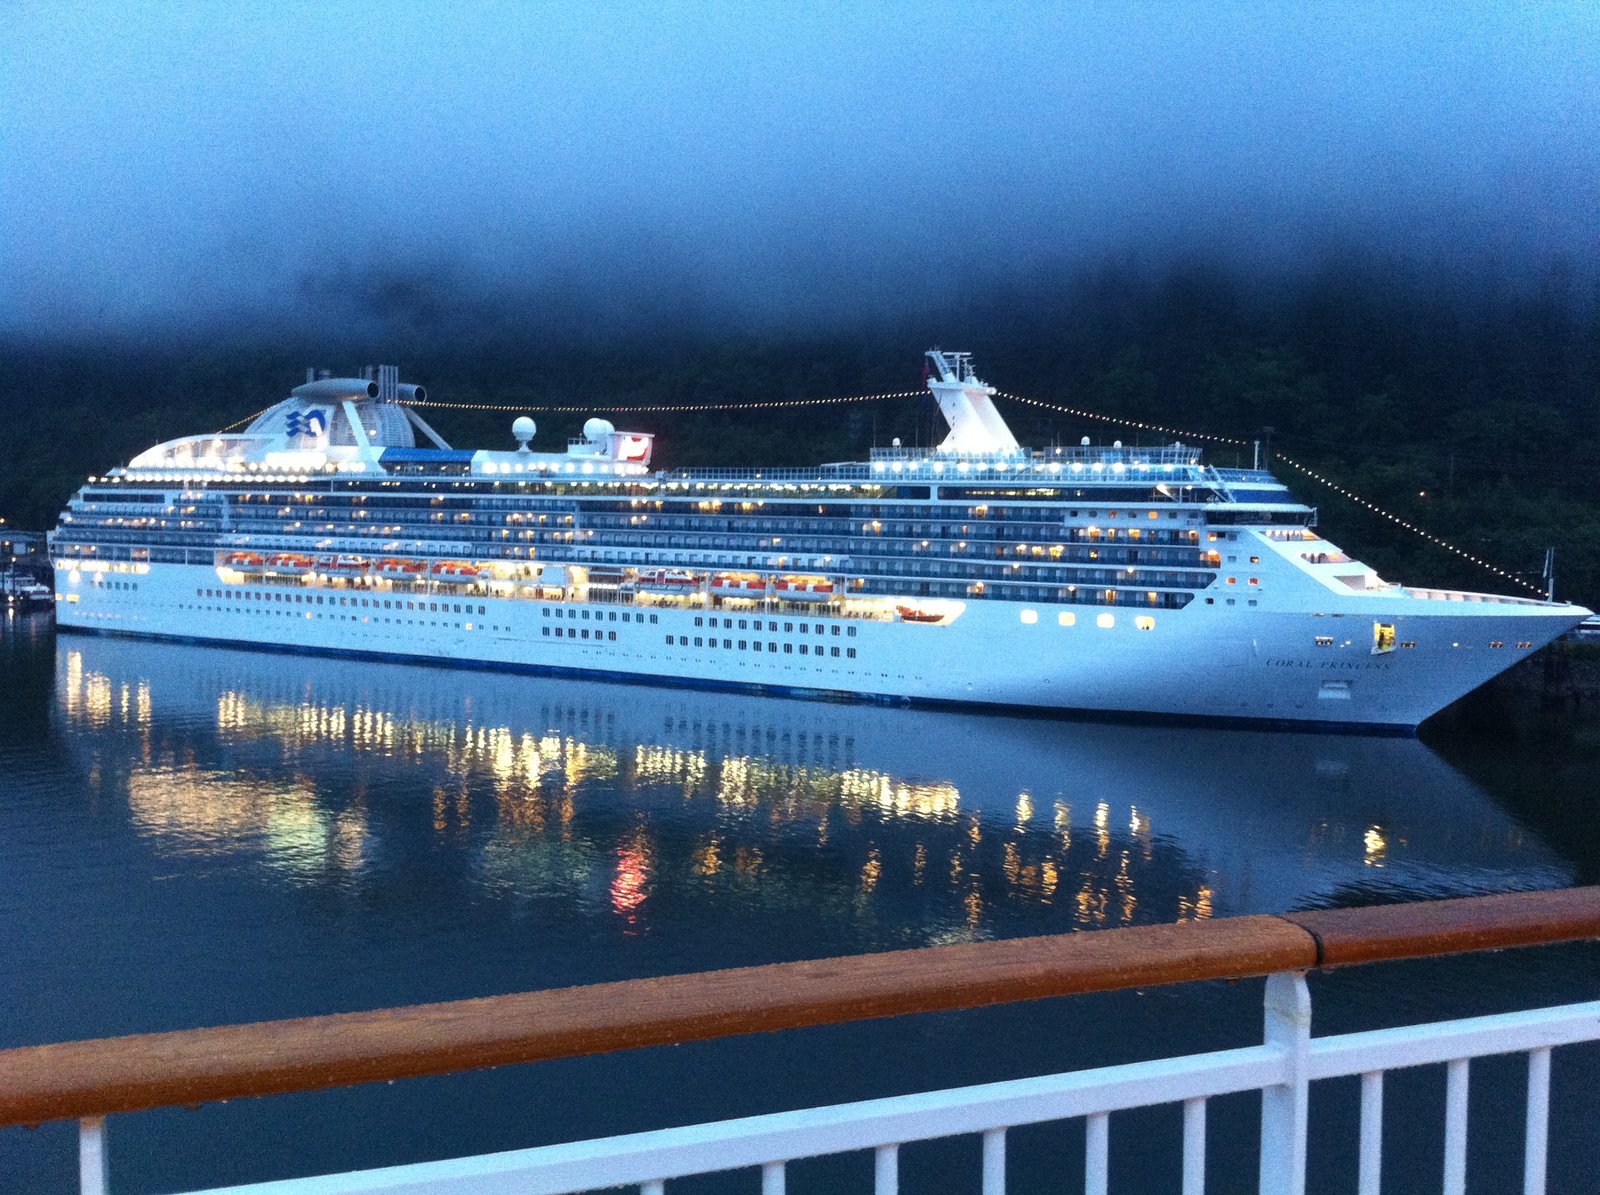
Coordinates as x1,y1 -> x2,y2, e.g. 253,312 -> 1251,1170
2,887 -> 1597,1129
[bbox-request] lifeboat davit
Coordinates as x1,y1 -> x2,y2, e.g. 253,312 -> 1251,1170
773,575 -> 835,603
636,568 -> 699,595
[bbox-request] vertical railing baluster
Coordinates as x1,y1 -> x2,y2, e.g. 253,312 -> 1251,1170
874,1144 -> 899,1195
981,1128 -> 1006,1195
1358,1070 -> 1383,1195
1182,1097 -> 1206,1195
1085,1112 -> 1109,1195
1258,971 -> 1312,1195
79,1117 -> 108,1195
761,1160 -> 785,1195
1443,1058 -> 1470,1195
1524,1048 -> 1551,1195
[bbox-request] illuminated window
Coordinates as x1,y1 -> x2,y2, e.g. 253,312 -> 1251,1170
1135,616 -> 1155,631
1058,612 -> 1076,626
1097,613 -> 1115,628
1020,609 -> 1038,625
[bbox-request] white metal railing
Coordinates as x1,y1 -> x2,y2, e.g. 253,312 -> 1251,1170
93,972 -> 1594,1195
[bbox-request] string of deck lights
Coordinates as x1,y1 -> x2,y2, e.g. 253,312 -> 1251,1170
397,390 -> 925,414
1272,453 -> 1543,595
992,390 -> 1539,594
992,390 -> 1251,446
219,405 -> 277,434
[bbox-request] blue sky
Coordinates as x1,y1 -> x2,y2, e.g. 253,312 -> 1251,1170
4,1 -> 1596,336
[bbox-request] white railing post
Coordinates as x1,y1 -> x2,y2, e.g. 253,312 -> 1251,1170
1085,1111 -> 1109,1195
874,1144 -> 899,1195
1358,1071 -> 1383,1195
981,1128 -> 1006,1194
1182,1098 -> 1207,1195
1524,1048 -> 1550,1195
1258,971 -> 1311,1195
79,1117 -> 108,1195
1443,1058 -> 1470,1195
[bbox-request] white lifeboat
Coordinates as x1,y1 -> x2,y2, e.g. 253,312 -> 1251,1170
317,555 -> 370,578
636,568 -> 699,595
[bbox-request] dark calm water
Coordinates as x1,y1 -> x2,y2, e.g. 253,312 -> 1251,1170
4,612 -> 1600,1193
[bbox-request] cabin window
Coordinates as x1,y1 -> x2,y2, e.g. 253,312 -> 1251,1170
1020,609 -> 1038,625
847,648 -> 857,658
1135,616 -> 1155,631
1058,612 -> 1076,626
1097,613 -> 1115,628
1372,623 -> 1397,655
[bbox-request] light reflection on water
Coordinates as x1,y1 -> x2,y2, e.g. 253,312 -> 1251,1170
5,626 -> 1593,1194
51,637 -> 1571,941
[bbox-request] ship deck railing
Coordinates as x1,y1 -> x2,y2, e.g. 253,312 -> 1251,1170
3,888 -> 1599,1194
1404,587 -> 1564,607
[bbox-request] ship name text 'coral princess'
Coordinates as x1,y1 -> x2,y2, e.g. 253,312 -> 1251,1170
49,354 -> 1589,728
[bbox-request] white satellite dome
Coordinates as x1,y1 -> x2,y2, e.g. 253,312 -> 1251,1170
583,417 -> 615,442
512,416 -> 536,443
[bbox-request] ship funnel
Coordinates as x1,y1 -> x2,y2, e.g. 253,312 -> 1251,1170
924,350 -> 1020,455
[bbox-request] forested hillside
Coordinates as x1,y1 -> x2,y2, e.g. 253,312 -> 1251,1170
4,259 -> 1597,604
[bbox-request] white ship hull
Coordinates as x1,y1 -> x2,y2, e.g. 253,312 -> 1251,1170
53,562 -> 1579,729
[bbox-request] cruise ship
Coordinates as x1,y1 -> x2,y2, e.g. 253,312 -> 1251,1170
48,353 -> 1588,729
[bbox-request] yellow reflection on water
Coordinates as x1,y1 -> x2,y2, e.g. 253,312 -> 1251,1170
63,657 -> 1185,932
1364,825 -> 1389,868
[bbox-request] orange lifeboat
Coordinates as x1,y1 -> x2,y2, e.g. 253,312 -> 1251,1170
377,558 -> 425,581
896,604 -> 944,624
224,551 -> 266,574
710,572 -> 766,596
429,560 -> 480,585
773,575 -> 835,603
